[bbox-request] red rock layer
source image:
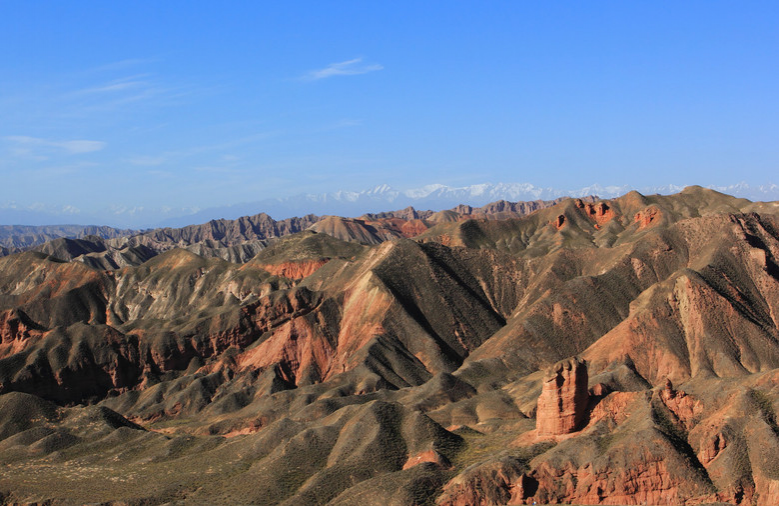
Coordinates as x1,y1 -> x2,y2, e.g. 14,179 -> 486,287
259,259 -> 329,280
536,357 -> 589,436
660,379 -> 702,431
402,449 -> 450,470
634,205 -> 661,229
584,201 -> 616,227
0,309 -> 42,358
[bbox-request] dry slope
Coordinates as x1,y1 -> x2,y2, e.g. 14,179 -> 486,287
0,187 -> 778,504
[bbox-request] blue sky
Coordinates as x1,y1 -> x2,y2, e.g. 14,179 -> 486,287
1,2 -> 778,221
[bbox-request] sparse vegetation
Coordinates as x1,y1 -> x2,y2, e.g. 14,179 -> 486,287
749,388 -> 779,434
2,189 -> 779,503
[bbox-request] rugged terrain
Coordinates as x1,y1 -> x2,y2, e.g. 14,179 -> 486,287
0,196 -> 576,265
1,187 -> 779,504
0,225 -> 137,256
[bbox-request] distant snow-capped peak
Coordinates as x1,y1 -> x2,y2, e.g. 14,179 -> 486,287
291,181 -> 779,208
5,180 -> 778,229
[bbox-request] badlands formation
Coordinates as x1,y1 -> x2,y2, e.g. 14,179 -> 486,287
0,187 -> 778,504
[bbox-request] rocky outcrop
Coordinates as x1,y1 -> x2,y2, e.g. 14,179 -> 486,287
437,457 -> 528,506
259,259 -> 330,280
402,449 -> 450,470
697,431 -> 727,466
521,459 -> 696,505
0,308 -> 43,359
634,205 -> 661,228
660,379 -> 702,430
536,357 -> 589,436
584,201 -> 616,228
0,309 -> 41,345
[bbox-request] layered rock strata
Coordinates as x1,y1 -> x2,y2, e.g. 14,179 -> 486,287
536,357 -> 589,436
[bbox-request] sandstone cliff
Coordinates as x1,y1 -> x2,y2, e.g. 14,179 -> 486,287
536,357 -> 589,436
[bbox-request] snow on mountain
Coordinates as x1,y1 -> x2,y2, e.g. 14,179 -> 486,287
4,181 -> 779,229
157,181 -> 779,228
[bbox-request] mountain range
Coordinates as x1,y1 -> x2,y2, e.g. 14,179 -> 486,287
0,196 -> 580,262
2,187 -> 779,504
4,181 -> 778,228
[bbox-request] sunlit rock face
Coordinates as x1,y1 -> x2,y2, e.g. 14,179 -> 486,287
536,357 -> 589,436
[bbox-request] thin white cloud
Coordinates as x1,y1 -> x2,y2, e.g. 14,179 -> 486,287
304,58 -> 383,80
125,131 -> 277,168
4,136 -> 106,155
76,75 -> 150,95
67,74 -> 175,114
58,140 -> 105,153
60,68 -> 202,118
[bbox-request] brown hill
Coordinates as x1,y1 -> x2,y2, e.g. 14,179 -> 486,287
0,224 -> 136,251
1,187 -> 779,504
5,196 -> 570,268
319,196 -> 588,245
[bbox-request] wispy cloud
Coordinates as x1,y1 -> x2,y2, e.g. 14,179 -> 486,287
126,131 -> 278,168
75,74 -> 151,95
304,58 -> 383,80
58,140 -> 106,153
66,73 -> 181,114
4,136 -> 106,156
0,67 -> 170,129
58,61 -> 210,118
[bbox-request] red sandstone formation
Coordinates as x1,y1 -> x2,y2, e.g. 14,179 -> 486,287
584,201 -> 616,227
519,460 -> 696,505
0,309 -> 43,359
634,205 -> 661,228
258,259 -> 329,280
398,218 -> 430,238
587,390 -> 640,427
0,309 -> 39,345
660,378 -> 702,431
697,431 -> 727,466
536,357 -> 589,436
402,449 -> 450,470
437,459 -> 527,506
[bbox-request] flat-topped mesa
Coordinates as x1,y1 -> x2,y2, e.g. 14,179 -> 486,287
536,356 -> 589,436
